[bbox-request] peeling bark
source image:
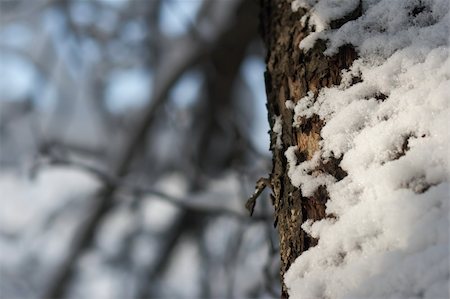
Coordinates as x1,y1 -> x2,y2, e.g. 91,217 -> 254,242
259,0 -> 360,297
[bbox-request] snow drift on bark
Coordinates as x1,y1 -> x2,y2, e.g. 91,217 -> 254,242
286,0 -> 449,298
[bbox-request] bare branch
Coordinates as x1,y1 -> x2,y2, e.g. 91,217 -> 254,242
35,154 -> 269,222
245,177 -> 270,216
0,0 -> 54,26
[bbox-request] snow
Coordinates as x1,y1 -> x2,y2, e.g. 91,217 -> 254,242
285,147 -> 335,197
285,0 -> 450,298
273,115 -> 283,149
292,0 -> 359,32
285,100 -> 296,110
292,91 -> 315,126
292,0 -> 360,50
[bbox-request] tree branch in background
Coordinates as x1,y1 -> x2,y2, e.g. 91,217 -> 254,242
41,1 -> 262,298
34,154 -> 268,221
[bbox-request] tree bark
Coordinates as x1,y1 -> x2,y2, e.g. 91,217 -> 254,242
259,0 -> 360,297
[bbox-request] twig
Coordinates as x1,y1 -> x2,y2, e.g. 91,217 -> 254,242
245,177 -> 270,216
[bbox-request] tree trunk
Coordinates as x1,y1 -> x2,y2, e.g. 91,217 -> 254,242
259,1 -> 360,297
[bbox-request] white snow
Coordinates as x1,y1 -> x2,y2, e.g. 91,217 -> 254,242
285,100 -> 296,110
273,115 -> 284,149
285,0 -> 450,298
293,91 -> 315,126
292,0 -> 360,50
285,147 -> 335,197
292,0 -> 359,32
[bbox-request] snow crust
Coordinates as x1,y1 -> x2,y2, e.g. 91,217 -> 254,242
286,0 -> 450,298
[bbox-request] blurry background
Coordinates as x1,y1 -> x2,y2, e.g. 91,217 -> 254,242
0,0 -> 280,298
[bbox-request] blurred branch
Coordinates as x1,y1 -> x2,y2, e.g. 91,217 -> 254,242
41,34 -> 204,299
263,218 -> 281,297
0,0 -> 54,25
39,139 -> 107,159
224,224 -> 246,298
198,233 -> 212,298
261,187 -> 280,297
135,212 -> 192,298
34,155 -> 263,221
42,2 -> 261,297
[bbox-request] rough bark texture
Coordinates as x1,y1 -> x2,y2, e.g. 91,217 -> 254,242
259,0 -> 360,297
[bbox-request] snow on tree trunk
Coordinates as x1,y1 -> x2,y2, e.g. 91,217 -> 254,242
260,1 -> 360,296
261,0 -> 449,298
